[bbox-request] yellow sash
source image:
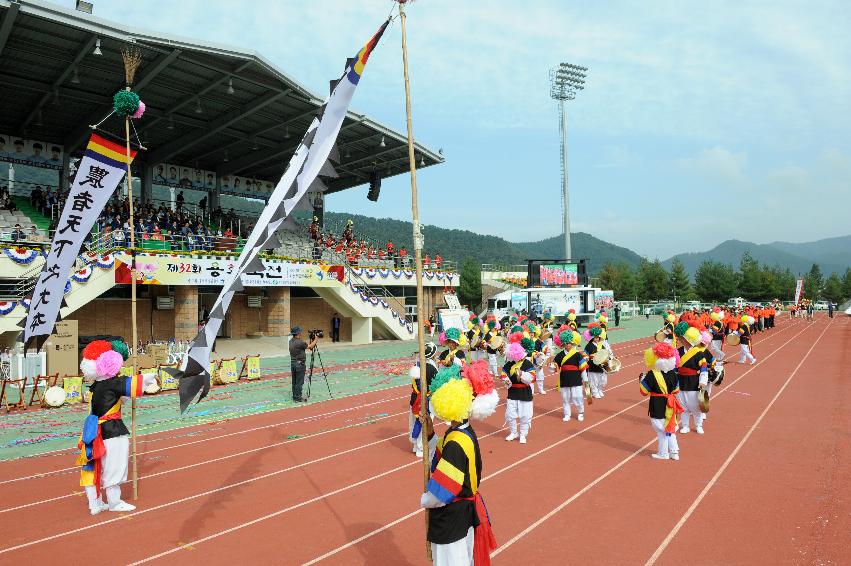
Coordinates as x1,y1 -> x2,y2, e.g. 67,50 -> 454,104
444,429 -> 478,493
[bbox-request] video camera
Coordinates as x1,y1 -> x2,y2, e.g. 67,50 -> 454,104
308,329 -> 324,340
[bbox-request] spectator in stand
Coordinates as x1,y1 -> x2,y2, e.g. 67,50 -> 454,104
309,216 -> 320,240
399,247 -> 408,267
342,219 -> 354,244
176,191 -> 185,211
424,254 -> 431,269
198,195 -> 207,216
11,224 -> 25,242
434,254 -> 443,269
378,247 -> 387,260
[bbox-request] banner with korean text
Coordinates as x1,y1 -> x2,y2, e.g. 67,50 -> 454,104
23,134 -> 135,347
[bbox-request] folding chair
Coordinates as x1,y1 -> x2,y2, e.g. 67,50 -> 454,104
28,372 -> 60,407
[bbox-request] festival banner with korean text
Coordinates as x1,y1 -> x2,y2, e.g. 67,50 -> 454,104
114,253 -> 344,287
23,134 -> 135,347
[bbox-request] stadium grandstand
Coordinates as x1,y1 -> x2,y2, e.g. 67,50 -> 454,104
0,0 -> 453,349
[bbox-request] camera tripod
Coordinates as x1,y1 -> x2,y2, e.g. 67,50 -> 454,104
304,343 -> 333,400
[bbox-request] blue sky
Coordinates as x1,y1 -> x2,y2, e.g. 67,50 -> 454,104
89,0 -> 850,259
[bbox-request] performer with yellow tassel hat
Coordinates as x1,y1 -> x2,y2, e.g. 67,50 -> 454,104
420,361 -> 499,565
735,314 -> 756,364
662,312 -> 677,346
676,327 -> 710,435
76,339 -> 157,515
640,343 -> 684,461
565,309 -> 578,331
552,329 -> 589,422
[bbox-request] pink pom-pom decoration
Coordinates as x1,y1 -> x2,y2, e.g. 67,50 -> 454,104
582,330 -> 592,342
438,331 -> 446,346
462,360 -> 495,396
506,342 -> 526,362
553,333 -> 564,347
700,330 -> 712,346
95,350 -> 124,379
131,100 -> 146,119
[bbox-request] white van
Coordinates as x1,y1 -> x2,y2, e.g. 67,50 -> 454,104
727,297 -> 747,309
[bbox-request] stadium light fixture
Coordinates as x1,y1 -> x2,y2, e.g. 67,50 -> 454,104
166,115 -> 175,130
194,98 -> 203,114
71,67 -> 81,84
549,61 -> 588,260
419,156 -> 425,167
251,136 -> 258,151
345,147 -> 351,158
223,149 -> 229,162
93,37 -> 103,56
284,125 -> 291,139
379,135 -> 386,148
226,77 -> 235,95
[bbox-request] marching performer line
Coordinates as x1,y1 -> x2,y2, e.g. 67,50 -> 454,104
297,319 -> 806,564
643,319 -> 833,566
0,332 -> 656,487
491,318 -> 818,557
1,346 -> 661,515
139,321 -> 804,565
0,328 -> 783,556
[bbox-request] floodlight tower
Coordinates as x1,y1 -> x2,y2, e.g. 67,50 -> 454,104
549,62 -> 587,260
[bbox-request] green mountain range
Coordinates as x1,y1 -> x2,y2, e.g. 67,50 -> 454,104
321,212 -> 849,277
321,212 -> 642,274
662,237 -> 850,277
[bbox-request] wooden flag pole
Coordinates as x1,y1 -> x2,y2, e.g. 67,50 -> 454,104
120,46 -> 143,501
123,112 -> 140,501
398,1 -> 431,560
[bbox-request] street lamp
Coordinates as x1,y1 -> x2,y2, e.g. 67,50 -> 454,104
549,62 -> 587,260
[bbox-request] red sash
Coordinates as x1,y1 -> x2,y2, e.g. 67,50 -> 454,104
453,492 -> 497,566
649,392 -> 683,433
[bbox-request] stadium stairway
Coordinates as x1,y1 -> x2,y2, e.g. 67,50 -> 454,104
0,259 -> 116,334
11,196 -> 52,232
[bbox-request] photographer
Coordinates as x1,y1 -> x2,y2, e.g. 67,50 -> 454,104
288,326 -> 318,402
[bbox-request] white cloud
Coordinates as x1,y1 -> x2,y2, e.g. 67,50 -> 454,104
677,146 -> 750,188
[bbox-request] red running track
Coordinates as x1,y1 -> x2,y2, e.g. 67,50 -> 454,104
0,316 -> 846,565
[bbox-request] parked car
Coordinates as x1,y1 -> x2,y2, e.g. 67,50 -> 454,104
814,301 -> 829,310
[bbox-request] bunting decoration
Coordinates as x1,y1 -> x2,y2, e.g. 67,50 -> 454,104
172,18 -> 390,413
21,133 -> 135,348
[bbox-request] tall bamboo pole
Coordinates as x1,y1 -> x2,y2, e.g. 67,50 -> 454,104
123,110 -> 139,501
398,2 -> 431,560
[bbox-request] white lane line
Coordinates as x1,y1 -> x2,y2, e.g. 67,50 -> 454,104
643,320 -> 832,565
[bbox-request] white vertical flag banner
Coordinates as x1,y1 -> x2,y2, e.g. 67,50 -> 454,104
794,278 -> 804,305
22,133 -> 136,348
172,19 -> 390,412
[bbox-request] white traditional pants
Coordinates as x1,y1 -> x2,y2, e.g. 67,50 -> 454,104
651,418 -> 679,457
432,526 -> 474,566
588,371 -> 607,397
677,391 -> 703,429
560,386 -> 584,418
83,435 -> 129,511
710,339 -> 725,361
535,366 -> 546,393
408,411 -> 423,454
738,344 -> 755,363
487,354 -> 499,378
505,399 -> 533,437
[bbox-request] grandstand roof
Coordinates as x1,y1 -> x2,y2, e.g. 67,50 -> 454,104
0,0 -> 443,193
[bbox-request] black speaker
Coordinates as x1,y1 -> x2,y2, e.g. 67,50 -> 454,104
367,171 -> 381,202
